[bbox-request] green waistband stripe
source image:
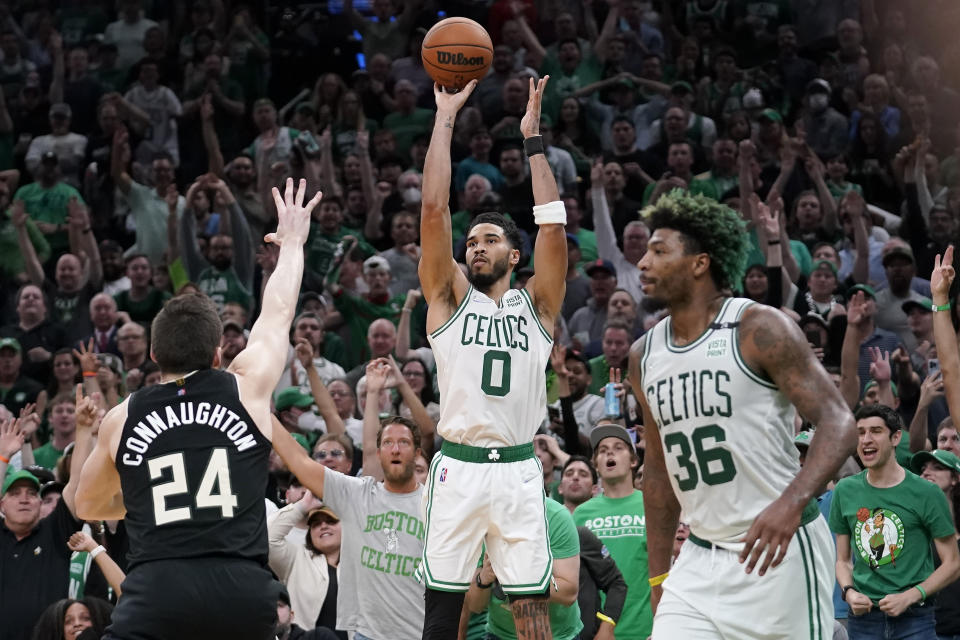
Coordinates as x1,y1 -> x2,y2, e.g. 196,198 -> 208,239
441,440 -> 535,463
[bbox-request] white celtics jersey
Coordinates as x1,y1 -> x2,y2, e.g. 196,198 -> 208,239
429,286 -> 553,447
640,298 -> 801,548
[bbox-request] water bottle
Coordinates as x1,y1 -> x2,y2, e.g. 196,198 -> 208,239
604,383 -> 620,418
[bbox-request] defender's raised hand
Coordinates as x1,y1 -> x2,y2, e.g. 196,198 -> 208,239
520,75 -> 549,139
266,178 -> 322,247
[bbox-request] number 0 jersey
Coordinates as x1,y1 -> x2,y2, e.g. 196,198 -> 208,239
116,368 -> 271,569
640,298 -> 801,549
428,286 -> 553,447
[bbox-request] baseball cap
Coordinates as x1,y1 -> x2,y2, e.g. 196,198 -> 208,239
276,387 -> 314,411
758,108 -> 782,123
794,430 -> 814,449
564,349 -> 590,367
565,233 -> 580,247
97,352 -> 123,376
49,102 -> 72,118
584,259 -> 616,277
811,259 -> 838,276
222,319 -> 245,333
882,245 -> 914,267
295,102 -> 316,116
2,469 -> 40,494
806,78 -> 831,95
40,480 -> 65,498
848,284 -> 876,299
363,255 -> 391,274
590,423 -> 635,453
41,151 -> 59,165
670,81 -> 694,95
0,337 -> 21,353
911,449 -> 960,475
278,587 -> 291,607
864,378 -> 899,399
902,297 -> 933,314
742,87 -> 764,109
306,505 -> 340,525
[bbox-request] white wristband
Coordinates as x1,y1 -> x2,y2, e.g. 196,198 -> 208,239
533,200 -> 567,226
89,545 -> 106,560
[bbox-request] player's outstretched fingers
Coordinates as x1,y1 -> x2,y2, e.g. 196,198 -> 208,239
271,186 -> 284,215
295,178 -> 306,208
284,177 -> 294,208
304,190 -> 324,215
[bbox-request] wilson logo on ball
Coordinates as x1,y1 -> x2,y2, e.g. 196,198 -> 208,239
436,51 -> 486,67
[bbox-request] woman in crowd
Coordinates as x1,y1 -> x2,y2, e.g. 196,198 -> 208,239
35,349 -> 80,419
30,598 -> 114,640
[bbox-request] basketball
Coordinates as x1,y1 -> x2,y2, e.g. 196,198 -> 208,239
421,17 -> 493,90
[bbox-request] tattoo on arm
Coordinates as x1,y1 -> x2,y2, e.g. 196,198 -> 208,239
510,598 -> 551,640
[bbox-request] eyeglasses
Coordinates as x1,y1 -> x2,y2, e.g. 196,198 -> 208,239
313,449 -> 346,460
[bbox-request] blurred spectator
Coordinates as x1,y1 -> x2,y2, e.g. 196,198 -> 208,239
104,0 -> 158,71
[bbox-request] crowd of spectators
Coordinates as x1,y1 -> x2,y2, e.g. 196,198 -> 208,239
2,0 -> 960,638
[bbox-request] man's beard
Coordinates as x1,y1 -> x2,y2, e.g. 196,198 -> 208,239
210,257 -> 232,271
467,255 -> 511,292
274,621 -> 291,639
383,458 -> 415,484
641,294 -> 668,315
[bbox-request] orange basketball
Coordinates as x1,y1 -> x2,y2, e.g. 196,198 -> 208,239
421,17 -> 493,90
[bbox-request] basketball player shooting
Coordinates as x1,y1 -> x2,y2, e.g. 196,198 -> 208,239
416,76 -> 567,640
628,194 -> 857,639
74,179 -> 322,640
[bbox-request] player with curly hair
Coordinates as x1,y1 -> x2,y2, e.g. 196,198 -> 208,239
628,191 -> 858,639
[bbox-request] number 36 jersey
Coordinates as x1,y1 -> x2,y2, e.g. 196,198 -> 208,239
116,368 -> 271,569
640,298 -> 801,549
429,286 -> 553,448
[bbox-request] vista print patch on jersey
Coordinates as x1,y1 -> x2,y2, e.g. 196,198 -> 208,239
854,507 -> 905,570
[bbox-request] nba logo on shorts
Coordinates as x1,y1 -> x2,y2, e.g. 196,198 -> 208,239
439,468 -> 448,483
177,388 -> 186,396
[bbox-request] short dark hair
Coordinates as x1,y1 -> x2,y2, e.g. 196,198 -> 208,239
562,455 -> 598,484
557,37 -> 580,51
855,403 -> 902,433
603,318 -> 633,336
611,115 -> 635,129
150,294 -> 222,373
643,191 -> 749,291
467,212 -> 524,253
376,415 -> 422,450
124,253 -> 150,266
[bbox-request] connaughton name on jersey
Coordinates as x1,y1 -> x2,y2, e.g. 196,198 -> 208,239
121,402 -> 258,466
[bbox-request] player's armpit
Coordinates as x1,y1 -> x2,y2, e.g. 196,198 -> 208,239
270,416 -> 326,499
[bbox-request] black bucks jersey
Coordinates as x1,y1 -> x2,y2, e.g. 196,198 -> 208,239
116,369 -> 271,568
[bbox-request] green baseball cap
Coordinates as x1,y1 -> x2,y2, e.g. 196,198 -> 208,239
291,433 -> 311,453
811,259 -> 838,276
864,379 -> 899,398
2,469 -> 41,494
911,449 -> 960,475
901,297 -> 933,314
0,337 -> 21,353
275,387 -> 314,412
759,108 -> 782,123
848,284 -> 876,299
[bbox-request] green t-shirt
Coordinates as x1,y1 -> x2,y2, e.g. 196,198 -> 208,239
34,441 -> 65,470
0,213 -> 50,279
540,56 -> 603,121
305,223 -> 374,280
745,228 -> 813,275
574,491 -> 651,639
323,333 -> 349,370
196,266 -> 252,313
333,291 -> 406,369
114,288 -> 172,324
14,182 -> 84,253
382,108 -> 434,159
486,498 -> 582,640
828,470 -> 955,601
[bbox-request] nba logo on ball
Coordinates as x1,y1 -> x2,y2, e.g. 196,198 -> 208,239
421,17 -> 493,90
440,468 -> 448,483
